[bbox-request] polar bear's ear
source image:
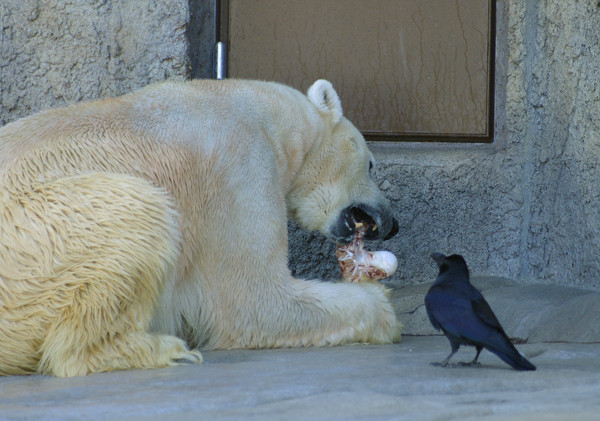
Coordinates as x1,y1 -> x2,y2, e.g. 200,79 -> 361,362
307,80 -> 343,125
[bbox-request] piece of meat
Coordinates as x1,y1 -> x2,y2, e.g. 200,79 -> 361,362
336,223 -> 398,283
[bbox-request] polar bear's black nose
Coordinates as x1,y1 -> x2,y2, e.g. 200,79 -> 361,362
383,218 -> 399,240
332,203 -> 398,243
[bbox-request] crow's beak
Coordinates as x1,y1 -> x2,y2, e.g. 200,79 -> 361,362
430,252 -> 446,267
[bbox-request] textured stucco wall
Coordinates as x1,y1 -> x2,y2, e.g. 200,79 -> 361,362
1,1 -> 599,289
0,0 -> 190,126
291,0 -> 600,290
507,1 -> 600,289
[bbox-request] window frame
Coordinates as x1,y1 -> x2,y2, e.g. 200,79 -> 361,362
216,0 -> 496,144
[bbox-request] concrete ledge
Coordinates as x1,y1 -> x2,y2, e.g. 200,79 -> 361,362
2,337 -> 600,420
389,276 -> 600,343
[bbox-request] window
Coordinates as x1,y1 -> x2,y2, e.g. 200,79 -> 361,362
219,0 -> 494,142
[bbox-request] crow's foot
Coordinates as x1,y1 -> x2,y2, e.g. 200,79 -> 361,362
457,361 -> 481,368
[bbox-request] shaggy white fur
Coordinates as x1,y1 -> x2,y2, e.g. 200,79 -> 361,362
0,79 -> 401,376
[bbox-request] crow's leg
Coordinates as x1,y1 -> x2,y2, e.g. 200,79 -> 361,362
431,342 -> 459,367
458,346 -> 483,367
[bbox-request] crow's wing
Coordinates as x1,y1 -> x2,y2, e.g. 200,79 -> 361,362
471,294 -> 506,333
426,283 -> 513,343
425,284 -> 478,338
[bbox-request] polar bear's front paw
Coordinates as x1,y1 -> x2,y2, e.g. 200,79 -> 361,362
155,334 -> 203,366
174,350 -> 203,365
357,283 -> 403,344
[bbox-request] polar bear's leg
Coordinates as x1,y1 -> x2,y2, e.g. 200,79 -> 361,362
2,173 -> 201,376
41,328 -> 202,377
184,200 -> 401,349
209,275 -> 402,349
284,278 -> 403,346
173,165 -> 401,350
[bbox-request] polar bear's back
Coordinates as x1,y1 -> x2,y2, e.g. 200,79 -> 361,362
0,79 -> 312,186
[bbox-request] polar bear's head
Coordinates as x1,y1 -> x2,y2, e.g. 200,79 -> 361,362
287,80 -> 399,244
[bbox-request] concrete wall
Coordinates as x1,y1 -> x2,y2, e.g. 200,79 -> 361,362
0,0 -> 191,126
292,0 -> 600,290
509,1 -> 600,289
1,1 -> 599,289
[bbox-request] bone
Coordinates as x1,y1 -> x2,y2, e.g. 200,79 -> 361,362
336,223 -> 398,283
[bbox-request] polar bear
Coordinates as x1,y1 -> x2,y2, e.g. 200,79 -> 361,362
0,79 -> 401,377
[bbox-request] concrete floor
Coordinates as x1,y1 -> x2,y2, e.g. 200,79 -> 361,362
2,278 -> 600,420
2,337 -> 600,420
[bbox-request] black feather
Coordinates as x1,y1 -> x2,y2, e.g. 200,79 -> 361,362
425,253 -> 536,371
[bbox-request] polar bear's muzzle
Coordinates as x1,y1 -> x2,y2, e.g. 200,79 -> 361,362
332,203 -> 399,244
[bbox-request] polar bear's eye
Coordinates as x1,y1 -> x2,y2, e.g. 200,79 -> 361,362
368,160 -> 374,173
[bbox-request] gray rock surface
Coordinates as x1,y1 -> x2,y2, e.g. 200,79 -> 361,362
2,335 -> 599,420
391,276 -> 600,343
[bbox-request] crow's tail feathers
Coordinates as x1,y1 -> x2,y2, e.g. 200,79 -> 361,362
507,352 -> 537,371
490,346 -> 537,371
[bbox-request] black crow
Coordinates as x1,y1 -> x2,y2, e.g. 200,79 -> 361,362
425,253 -> 536,371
